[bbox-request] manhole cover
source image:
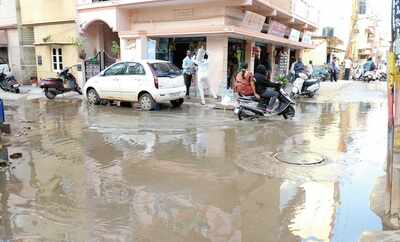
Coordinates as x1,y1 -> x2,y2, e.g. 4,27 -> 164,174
274,151 -> 325,165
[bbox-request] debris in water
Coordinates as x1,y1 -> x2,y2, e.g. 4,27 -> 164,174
10,153 -> 22,159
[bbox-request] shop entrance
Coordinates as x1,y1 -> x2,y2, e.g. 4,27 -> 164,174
254,43 -> 271,73
155,37 -> 206,69
227,38 -> 246,89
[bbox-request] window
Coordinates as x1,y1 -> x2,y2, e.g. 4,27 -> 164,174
149,62 -> 181,77
358,0 -> 367,15
126,63 -> 145,75
104,63 -> 127,76
52,47 -> 63,71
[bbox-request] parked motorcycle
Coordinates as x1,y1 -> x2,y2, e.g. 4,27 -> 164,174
40,66 -> 82,100
291,72 -> 320,98
313,66 -> 330,82
362,71 -> 376,83
234,86 -> 296,120
0,70 -> 20,93
376,70 -> 387,82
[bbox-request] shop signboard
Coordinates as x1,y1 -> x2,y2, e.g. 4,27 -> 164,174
241,11 -> 266,32
302,32 -> 312,44
268,21 -> 287,38
289,29 -> 301,42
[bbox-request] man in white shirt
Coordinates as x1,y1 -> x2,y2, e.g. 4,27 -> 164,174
344,58 -> 352,80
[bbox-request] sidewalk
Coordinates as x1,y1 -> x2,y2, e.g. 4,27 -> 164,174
0,85 -> 82,101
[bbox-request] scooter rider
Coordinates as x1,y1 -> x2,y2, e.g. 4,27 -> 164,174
254,64 -> 281,113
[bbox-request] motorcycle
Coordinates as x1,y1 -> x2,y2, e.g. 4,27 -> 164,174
291,72 -> 320,98
234,85 -> 296,120
0,70 -> 20,93
40,66 -> 82,100
362,71 -> 376,83
376,70 -> 387,82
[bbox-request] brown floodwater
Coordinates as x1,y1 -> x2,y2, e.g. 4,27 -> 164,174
0,82 -> 387,242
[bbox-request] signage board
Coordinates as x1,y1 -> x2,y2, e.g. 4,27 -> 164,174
241,11 -> 266,32
289,29 -> 301,42
268,21 -> 287,38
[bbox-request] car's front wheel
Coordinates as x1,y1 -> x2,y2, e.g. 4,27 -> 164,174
170,98 -> 184,108
139,93 -> 156,111
87,88 -> 101,105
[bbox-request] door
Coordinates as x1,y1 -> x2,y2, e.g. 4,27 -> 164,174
118,62 -> 147,101
96,62 -> 126,99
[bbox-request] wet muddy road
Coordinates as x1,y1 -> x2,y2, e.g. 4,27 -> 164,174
0,82 -> 387,242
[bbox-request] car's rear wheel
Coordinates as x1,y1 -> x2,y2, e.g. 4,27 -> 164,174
170,98 -> 184,108
139,93 -> 156,111
87,88 -> 101,105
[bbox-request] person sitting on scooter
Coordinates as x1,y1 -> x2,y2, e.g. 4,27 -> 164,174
293,58 -> 305,79
254,64 -> 281,113
234,63 -> 258,98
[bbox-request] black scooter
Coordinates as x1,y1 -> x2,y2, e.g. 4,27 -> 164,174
234,86 -> 296,120
40,66 -> 82,100
0,71 -> 20,93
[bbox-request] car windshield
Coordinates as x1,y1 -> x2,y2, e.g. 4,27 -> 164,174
150,62 -> 181,77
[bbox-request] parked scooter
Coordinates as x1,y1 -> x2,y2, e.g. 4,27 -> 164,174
291,72 -> 320,98
362,71 -> 376,83
40,66 -> 82,99
0,70 -> 20,93
234,86 -> 296,120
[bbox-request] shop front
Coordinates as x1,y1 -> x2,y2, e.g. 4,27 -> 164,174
78,0 -> 317,96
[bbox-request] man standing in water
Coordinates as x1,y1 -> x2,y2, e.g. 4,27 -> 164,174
182,50 -> 195,98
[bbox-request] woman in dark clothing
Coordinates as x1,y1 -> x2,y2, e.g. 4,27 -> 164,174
254,65 -> 281,112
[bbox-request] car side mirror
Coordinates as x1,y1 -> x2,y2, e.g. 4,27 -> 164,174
99,70 -> 105,76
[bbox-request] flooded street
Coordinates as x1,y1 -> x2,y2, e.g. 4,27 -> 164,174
0,82 -> 388,242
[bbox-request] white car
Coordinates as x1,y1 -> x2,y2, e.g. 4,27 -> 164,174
83,60 -> 186,111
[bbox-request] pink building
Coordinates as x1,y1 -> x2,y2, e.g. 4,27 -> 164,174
77,0 -> 319,93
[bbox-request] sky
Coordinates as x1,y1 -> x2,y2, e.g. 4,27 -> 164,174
315,0 -> 391,44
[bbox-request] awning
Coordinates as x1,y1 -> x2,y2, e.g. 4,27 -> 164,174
119,25 -> 315,49
0,30 -> 8,46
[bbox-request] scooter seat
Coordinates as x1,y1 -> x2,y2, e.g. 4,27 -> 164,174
303,79 -> 319,87
238,95 -> 258,102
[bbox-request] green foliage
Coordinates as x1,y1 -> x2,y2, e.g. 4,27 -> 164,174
276,75 -> 289,86
111,41 -> 120,58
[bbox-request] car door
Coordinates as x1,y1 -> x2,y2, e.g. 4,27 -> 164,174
118,62 -> 147,101
96,63 -> 126,99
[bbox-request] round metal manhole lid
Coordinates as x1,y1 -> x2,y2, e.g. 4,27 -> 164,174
274,151 -> 326,165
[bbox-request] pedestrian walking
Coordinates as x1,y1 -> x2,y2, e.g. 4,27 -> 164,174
307,60 -> 314,76
344,58 -> 352,80
182,50 -> 195,98
330,57 -> 339,82
195,46 -> 217,105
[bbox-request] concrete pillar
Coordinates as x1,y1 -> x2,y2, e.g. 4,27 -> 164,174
245,40 -> 256,73
206,36 -> 228,96
135,36 -> 148,59
268,45 -> 275,79
96,23 -> 105,52
120,38 -> 128,61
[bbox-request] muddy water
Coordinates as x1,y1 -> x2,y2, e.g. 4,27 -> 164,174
0,83 -> 387,242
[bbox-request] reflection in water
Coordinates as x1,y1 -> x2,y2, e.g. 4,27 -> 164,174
0,83 -> 387,242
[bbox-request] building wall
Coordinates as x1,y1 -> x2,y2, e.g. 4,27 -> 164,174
33,23 -> 80,81
19,0 -> 76,25
6,29 -> 22,80
130,5 -> 226,33
0,0 -> 17,27
36,44 -> 79,80
303,40 -> 327,65
34,23 -> 77,44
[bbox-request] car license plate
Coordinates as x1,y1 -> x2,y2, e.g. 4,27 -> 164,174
170,92 -> 180,97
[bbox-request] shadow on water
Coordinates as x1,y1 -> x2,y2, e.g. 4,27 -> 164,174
0,84 -> 388,242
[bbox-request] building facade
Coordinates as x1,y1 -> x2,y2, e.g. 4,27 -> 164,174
0,0 -> 36,82
77,0 -> 319,94
19,0 -> 82,82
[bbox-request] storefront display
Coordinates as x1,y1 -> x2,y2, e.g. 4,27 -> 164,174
227,39 -> 246,89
